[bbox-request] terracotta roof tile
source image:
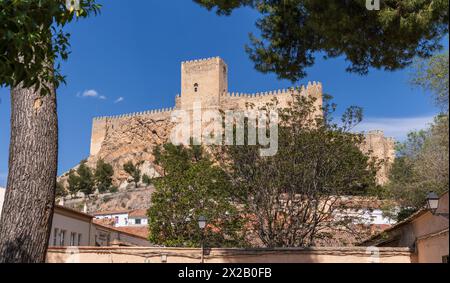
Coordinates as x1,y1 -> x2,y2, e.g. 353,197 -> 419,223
92,209 -> 131,216
129,209 -> 148,218
113,226 -> 149,239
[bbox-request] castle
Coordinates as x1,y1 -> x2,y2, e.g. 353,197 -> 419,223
87,57 -> 395,184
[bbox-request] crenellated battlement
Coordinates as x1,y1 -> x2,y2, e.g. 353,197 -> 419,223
93,107 -> 175,121
225,81 -> 323,98
181,56 -> 221,65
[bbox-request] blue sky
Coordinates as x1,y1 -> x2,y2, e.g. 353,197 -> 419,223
0,0 -> 447,187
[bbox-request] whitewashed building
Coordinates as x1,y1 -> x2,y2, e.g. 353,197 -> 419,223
50,206 -> 151,247
128,209 -> 148,226
93,209 -> 149,227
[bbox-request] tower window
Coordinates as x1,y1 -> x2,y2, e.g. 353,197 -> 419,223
194,83 -> 199,92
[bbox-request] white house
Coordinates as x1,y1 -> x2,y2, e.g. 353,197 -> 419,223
50,205 -> 151,247
128,209 -> 148,226
0,190 -> 150,247
93,209 -> 149,227
50,205 -> 93,247
93,210 -> 131,227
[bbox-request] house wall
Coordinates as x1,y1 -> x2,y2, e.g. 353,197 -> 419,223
411,193 -> 449,263
416,230 -> 449,263
95,213 -> 129,227
50,209 -> 92,247
92,224 -> 151,247
47,247 -> 412,263
129,217 -> 148,226
362,192 -> 449,263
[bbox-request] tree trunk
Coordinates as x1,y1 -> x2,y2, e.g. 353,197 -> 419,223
0,83 -> 58,263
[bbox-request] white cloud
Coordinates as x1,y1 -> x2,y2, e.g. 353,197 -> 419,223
354,116 -> 435,141
77,89 -> 107,100
114,97 -> 125,104
82,89 -> 99,97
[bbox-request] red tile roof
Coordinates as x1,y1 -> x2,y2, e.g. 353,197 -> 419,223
93,222 -> 148,240
129,209 -> 148,218
113,226 -> 149,239
92,209 -> 131,216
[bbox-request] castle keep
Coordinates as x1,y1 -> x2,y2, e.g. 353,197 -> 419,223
88,57 -> 394,184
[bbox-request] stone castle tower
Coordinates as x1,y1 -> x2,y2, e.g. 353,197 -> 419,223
87,57 -> 393,184
178,57 -> 228,110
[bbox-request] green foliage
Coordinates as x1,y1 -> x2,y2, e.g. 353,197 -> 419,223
94,159 -> 114,193
123,161 -> 141,188
109,186 -> 118,194
142,174 -> 152,186
386,115 -> 449,219
66,161 -> 94,196
220,94 -> 378,247
148,144 -> 246,248
411,52 -> 449,112
195,0 -> 449,81
0,0 -> 101,93
67,169 -> 80,196
396,208 -> 419,222
66,159 -> 114,196
76,161 -> 95,195
55,181 -> 66,198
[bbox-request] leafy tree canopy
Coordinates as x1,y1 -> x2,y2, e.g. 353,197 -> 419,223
123,161 -> 141,188
217,94 -> 379,247
0,0 -> 101,93
411,52 -> 449,112
94,159 -> 114,193
195,0 -> 449,81
386,115 -> 449,220
148,144 -> 246,248
67,160 -> 94,196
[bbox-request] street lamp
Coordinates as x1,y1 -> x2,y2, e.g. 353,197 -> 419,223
426,192 -> 440,214
426,192 -> 449,219
198,216 -> 207,229
198,216 -> 207,263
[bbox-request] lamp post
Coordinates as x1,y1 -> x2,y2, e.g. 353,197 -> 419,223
426,192 -> 449,219
198,216 -> 207,264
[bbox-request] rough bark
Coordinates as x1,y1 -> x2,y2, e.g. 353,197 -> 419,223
0,83 -> 58,263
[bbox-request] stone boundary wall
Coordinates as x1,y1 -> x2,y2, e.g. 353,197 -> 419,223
47,246 -> 412,263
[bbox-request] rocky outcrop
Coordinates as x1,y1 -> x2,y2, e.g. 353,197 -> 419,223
87,115 -> 172,184
61,186 -> 155,214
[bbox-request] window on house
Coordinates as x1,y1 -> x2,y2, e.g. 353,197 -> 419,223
78,234 -> 82,246
53,228 -> 59,246
59,230 -> 66,246
194,83 -> 199,92
70,232 -> 76,246
114,216 -> 119,225
443,256 -> 449,263
125,218 -> 128,225
135,218 -> 141,225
